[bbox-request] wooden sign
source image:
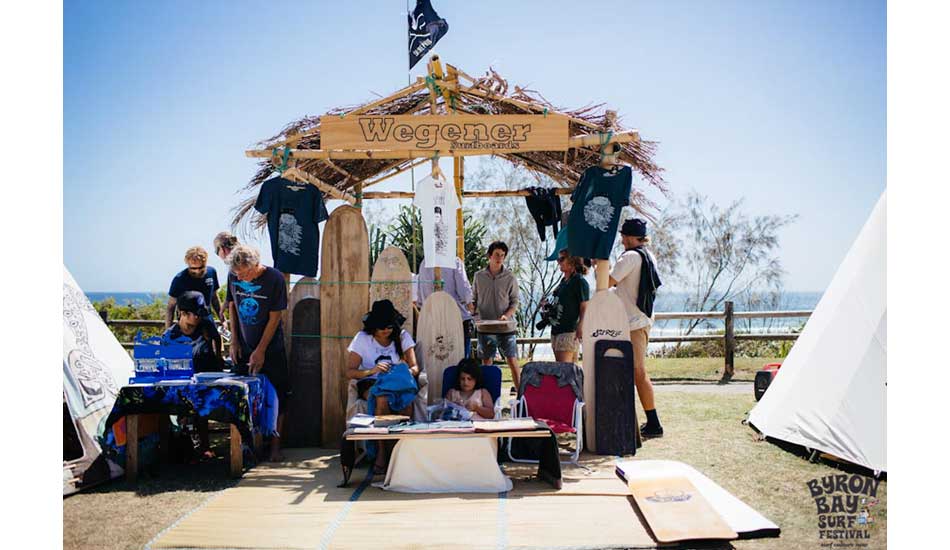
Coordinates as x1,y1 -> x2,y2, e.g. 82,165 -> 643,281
320,114 -> 569,154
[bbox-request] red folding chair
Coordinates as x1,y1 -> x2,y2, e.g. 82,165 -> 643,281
508,373 -> 585,466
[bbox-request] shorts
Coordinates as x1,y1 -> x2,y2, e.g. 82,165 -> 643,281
551,331 -> 579,353
236,345 -> 291,415
477,332 -> 518,361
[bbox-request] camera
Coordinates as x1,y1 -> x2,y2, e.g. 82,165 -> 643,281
535,298 -> 554,331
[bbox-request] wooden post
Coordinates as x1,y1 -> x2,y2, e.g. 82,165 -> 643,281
455,156 -> 464,261
125,415 -> 139,482
427,55 -> 446,291
282,273 -> 292,353
229,424 -> 243,478
99,309 -> 108,324
722,301 -> 735,382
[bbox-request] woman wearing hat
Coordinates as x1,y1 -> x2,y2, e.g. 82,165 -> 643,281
345,300 -> 420,412
346,300 -> 420,473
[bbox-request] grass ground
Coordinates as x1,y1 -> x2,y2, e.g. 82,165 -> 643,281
64,358 -> 885,550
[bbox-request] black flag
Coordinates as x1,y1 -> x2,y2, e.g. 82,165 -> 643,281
408,0 -> 449,69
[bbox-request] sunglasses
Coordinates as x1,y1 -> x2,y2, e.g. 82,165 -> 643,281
187,266 -> 206,272
556,256 -> 569,263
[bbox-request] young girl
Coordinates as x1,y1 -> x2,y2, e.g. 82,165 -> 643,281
445,359 -> 495,420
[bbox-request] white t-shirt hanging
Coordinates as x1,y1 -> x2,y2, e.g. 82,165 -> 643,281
413,172 -> 461,268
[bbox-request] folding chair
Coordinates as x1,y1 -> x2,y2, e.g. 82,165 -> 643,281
441,364 -> 503,419
508,365 -> 585,467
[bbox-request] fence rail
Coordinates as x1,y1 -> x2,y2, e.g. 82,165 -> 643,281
102,302 -> 809,382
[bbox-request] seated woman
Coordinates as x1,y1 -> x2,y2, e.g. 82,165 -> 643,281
346,300 -> 420,473
445,359 -> 495,420
162,291 -> 223,459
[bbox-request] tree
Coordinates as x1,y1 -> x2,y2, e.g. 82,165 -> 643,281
368,205 -> 489,278
651,191 -> 797,335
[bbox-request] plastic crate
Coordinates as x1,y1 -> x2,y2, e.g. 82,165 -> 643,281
131,332 -> 194,382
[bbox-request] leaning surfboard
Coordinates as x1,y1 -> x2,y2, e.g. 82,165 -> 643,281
370,246 -> 414,337
286,278 -> 321,447
581,289 -> 628,453
320,206 -> 370,447
416,291 -> 464,404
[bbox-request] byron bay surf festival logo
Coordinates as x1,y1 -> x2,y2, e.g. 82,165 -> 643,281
807,473 -> 880,547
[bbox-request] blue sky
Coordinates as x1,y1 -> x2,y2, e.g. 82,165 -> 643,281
64,0 -> 885,293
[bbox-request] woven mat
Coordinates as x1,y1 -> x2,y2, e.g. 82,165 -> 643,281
147,449 -> 658,550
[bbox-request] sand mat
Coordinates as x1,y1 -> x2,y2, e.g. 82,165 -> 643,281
146,449 -> 678,550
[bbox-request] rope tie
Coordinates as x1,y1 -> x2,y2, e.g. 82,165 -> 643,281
599,130 -> 616,161
271,146 -> 291,174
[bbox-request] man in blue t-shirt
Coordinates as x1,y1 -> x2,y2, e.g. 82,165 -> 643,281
227,244 -> 289,462
254,176 -> 329,277
165,246 -> 224,329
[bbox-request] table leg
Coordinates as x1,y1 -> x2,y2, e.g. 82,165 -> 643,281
230,424 -> 243,478
159,414 -> 171,465
125,415 -> 139,482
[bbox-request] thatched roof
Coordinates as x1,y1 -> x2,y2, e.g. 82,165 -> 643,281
233,66 -> 667,233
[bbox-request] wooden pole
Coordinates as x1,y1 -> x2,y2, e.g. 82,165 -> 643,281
282,273 -> 292,352
427,55 -> 445,291
360,187 -> 575,200
125,415 -> 139,482
723,301 -> 735,382
455,156 -> 464,261
283,166 -> 357,205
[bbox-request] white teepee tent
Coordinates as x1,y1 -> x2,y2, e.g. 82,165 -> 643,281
63,266 -> 134,494
749,192 -> 886,473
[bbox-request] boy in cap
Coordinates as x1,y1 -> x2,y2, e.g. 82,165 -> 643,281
609,218 -> 664,438
163,290 -> 223,459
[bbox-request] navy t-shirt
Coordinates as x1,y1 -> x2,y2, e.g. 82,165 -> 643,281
168,266 -> 220,309
164,318 -> 222,373
567,165 -> 632,260
254,176 -> 329,277
230,266 -> 287,355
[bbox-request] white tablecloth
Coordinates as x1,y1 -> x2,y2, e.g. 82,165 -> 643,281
382,437 -> 513,493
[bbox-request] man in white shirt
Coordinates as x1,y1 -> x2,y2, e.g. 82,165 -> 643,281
609,218 -> 664,438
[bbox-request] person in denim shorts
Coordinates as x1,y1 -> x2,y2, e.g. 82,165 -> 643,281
471,241 -> 521,390
548,250 -> 590,363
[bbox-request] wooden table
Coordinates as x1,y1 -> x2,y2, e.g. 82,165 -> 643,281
124,415 -> 260,481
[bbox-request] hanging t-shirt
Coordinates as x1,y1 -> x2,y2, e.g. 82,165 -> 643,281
254,176 -> 329,277
230,266 -> 288,355
412,173 -> 461,268
548,273 -> 591,335
566,165 -> 632,259
347,330 -> 416,380
168,266 -> 219,309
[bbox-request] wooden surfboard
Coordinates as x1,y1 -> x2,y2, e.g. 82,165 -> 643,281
286,276 -> 320,354
286,296 -> 321,447
370,246 -> 414,336
628,476 -> 738,543
581,289 -> 628,453
416,291 -> 464,404
320,206 -> 370,447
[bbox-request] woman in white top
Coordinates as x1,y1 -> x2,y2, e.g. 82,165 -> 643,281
346,300 -> 419,474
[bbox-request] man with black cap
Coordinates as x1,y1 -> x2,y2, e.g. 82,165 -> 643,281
609,218 -> 664,438
163,290 -> 223,459
164,290 -> 224,373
